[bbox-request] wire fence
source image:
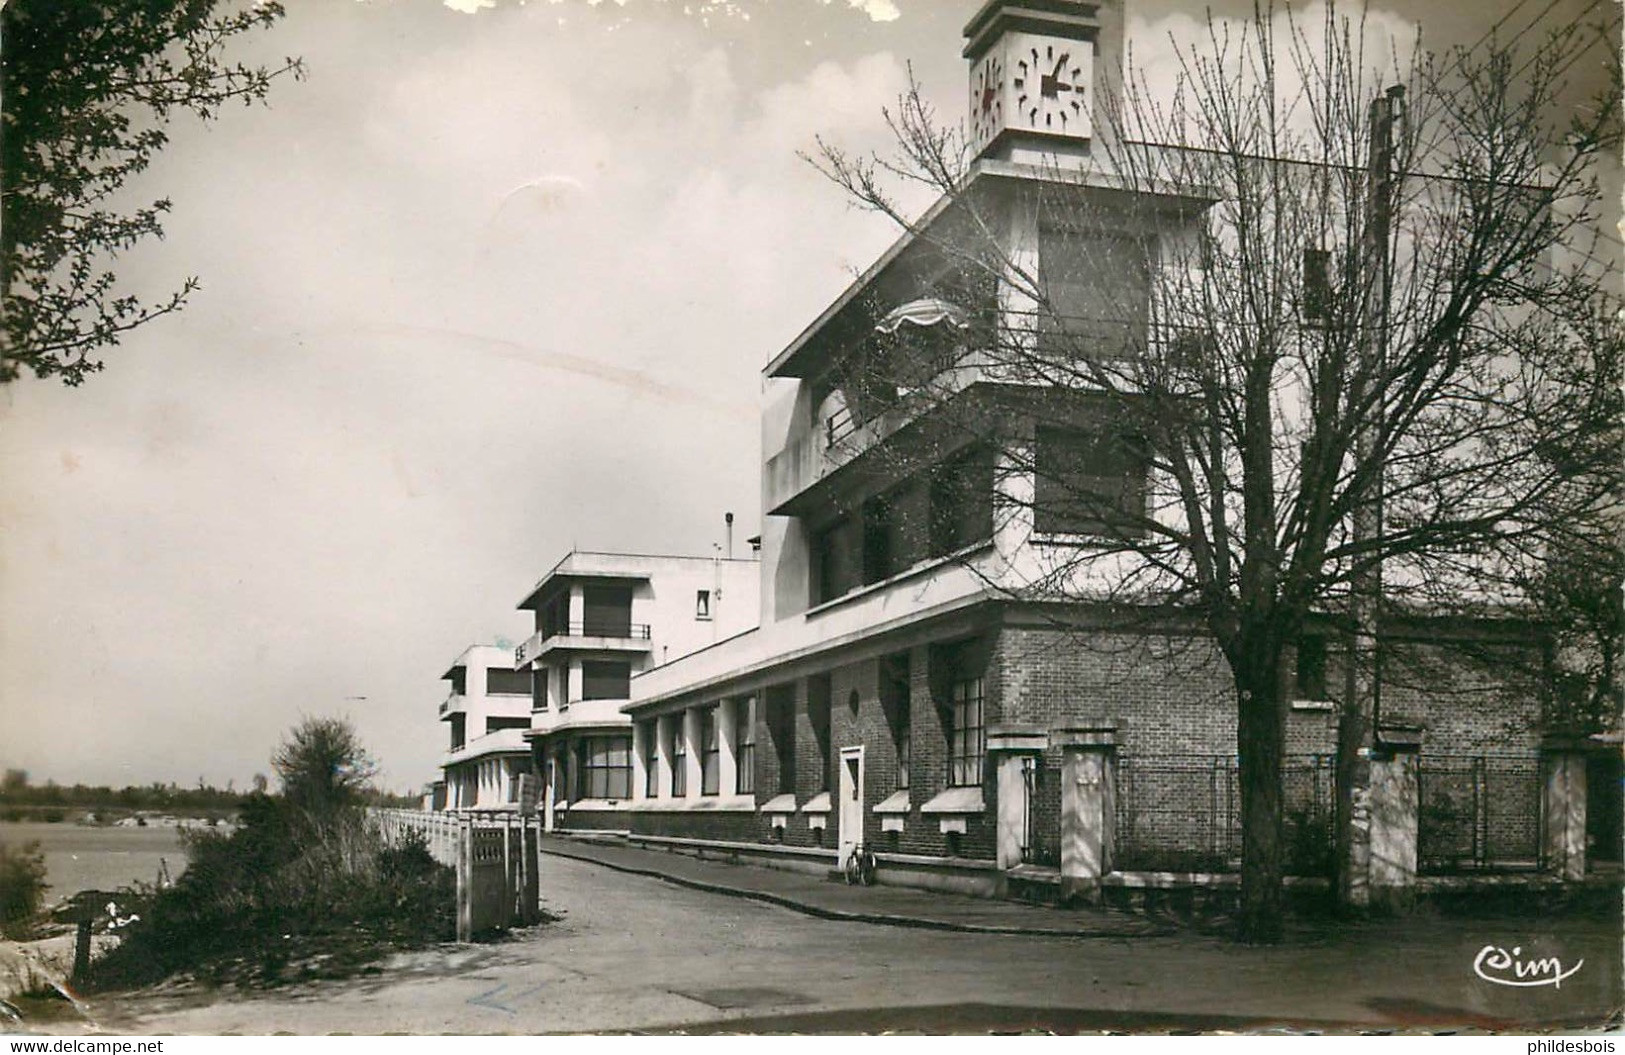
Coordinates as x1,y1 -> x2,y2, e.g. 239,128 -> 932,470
1417,753 -> 1544,874
1113,754 -> 1335,874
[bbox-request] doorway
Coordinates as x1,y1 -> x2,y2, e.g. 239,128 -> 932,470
838,745 -> 865,864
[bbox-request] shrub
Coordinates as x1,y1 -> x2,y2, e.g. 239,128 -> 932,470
0,840 -> 49,938
89,797 -> 456,989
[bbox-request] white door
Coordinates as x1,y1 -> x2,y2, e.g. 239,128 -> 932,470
837,746 -> 865,864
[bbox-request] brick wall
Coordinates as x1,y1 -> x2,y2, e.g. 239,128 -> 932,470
558,809 -> 628,832
628,809 -> 759,842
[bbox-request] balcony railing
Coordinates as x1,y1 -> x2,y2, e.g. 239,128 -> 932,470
550,620 -> 650,640
516,621 -> 652,665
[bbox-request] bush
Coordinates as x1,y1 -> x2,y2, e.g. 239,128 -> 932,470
0,840 -> 49,938
88,797 -> 456,989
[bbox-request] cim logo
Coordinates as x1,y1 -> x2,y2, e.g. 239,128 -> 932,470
1473,944 -> 1584,990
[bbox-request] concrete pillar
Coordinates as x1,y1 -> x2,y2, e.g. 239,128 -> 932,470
1542,738 -> 1589,881
1054,724 -> 1118,901
988,724 -> 1048,870
1368,725 -> 1422,910
631,720 -> 649,802
683,707 -> 702,799
719,698 -> 739,797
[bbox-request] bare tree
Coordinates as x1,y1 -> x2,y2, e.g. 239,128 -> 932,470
1,0 -> 303,386
810,4 -> 1621,940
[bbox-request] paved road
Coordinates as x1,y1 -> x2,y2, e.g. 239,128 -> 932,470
81,855 -> 1620,1034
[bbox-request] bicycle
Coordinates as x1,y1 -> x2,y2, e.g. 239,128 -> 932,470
843,842 -> 877,886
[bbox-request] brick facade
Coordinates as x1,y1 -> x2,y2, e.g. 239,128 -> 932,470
621,605 -> 1552,878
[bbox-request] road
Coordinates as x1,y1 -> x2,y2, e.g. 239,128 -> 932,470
76,854 -> 1621,1034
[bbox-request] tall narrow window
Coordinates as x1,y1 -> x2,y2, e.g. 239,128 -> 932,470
947,677 -> 985,788
695,589 -> 712,620
735,697 -> 756,795
669,716 -> 688,797
1296,635 -> 1329,700
700,707 -> 721,795
641,720 -> 659,797
808,675 -> 832,793
881,653 -> 911,791
1302,246 -> 1332,325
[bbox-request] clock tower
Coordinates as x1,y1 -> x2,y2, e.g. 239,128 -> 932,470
963,0 -> 1117,163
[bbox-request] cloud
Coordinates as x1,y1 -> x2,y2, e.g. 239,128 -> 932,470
848,0 -> 900,22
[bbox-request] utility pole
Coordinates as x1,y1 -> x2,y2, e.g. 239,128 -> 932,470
1337,84 -> 1404,912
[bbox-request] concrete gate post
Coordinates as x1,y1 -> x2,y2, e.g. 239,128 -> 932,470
1368,724 -> 1422,911
455,814 -> 473,943
1053,724 -> 1118,903
987,724 -> 1048,871
1541,736 -> 1589,881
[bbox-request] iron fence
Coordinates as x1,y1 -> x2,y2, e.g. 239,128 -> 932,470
1113,754 -> 1335,875
1019,756 -> 1063,868
1417,753 -> 1544,874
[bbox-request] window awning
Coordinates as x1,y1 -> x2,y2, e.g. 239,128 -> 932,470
873,297 -> 971,336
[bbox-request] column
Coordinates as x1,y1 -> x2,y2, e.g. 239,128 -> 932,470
718,699 -> 739,798
683,707 -> 702,800
1054,724 -> 1118,903
987,724 -> 1048,870
1542,737 -> 1589,881
631,720 -> 649,803
1368,724 -> 1422,910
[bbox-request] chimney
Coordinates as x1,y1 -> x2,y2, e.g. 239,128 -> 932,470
725,512 -> 734,560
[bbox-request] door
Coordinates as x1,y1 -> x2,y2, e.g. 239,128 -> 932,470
838,745 -> 865,864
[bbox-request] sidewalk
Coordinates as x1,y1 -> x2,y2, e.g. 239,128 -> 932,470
538,834 -> 1173,938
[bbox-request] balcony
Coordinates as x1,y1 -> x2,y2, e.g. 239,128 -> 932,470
515,620 -> 653,665
438,693 -> 465,719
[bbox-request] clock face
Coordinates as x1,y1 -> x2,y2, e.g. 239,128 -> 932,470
1012,41 -> 1087,134
970,54 -> 1004,147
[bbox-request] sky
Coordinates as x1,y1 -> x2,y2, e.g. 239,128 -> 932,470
0,0 -> 1616,794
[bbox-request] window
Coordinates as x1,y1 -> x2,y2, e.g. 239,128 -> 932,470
928,447 -> 994,557
812,514 -> 862,604
485,668 -> 531,695
582,584 -> 634,636
700,707 -> 721,795
449,713 -> 466,751
581,660 -> 631,701
1296,635 -> 1329,700
695,589 -> 712,620
484,716 -> 529,734
538,590 -> 570,639
669,716 -> 688,797
1302,246 -> 1332,325
577,735 -> 632,800
767,684 -> 797,795
447,667 -> 467,696
808,675 -> 832,793
862,483 -> 927,585
641,720 -> 659,797
1034,427 -> 1149,537
947,677 -> 985,787
1037,229 -> 1151,356
881,653 -> 911,791
735,697 -> 756,795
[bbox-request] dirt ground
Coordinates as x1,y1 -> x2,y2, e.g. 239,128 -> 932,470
13,854 -> 1622,1035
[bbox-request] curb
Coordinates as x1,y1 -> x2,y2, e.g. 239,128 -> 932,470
539,842 -> 1174,939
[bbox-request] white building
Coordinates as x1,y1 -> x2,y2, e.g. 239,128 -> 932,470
516,550 -> 759,831
439,644 -> 534,810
